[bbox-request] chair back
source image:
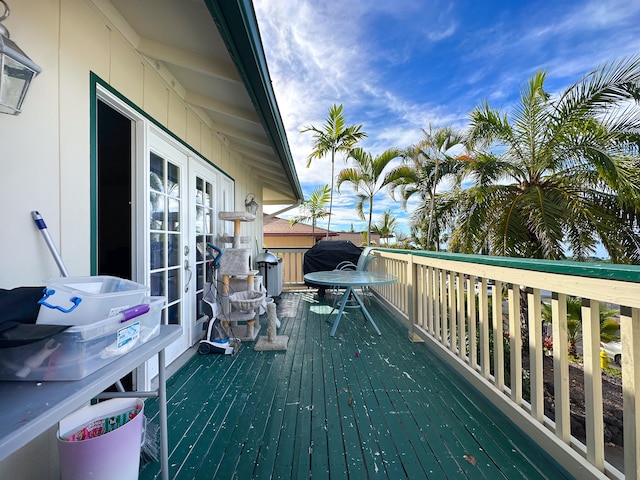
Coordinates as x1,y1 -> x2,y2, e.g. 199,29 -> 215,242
356,247 -> 376,271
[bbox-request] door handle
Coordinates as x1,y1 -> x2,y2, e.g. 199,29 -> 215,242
184,259 -> 192,292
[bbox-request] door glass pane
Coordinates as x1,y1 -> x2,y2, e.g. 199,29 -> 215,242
196,178 -> 204,205
167,233 -> 180,267
168,303 -> 180,325
150,233 -> 165,270
167,268 -> 180,303
205,182 -> 212,206
195,205 -> 204,234
194,175 -> 215,323
168,198 -> 180,232
150,271 -> 165,298
167,163 -> 180,197
150,153 -> 164,192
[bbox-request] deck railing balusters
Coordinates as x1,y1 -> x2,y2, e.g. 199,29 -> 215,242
273,247 -> 635,479
527,287 -> 544,423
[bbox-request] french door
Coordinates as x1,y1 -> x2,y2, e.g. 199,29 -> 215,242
146,130 -> 191,366
140,129 -> 230,386
96,87 -> 234,389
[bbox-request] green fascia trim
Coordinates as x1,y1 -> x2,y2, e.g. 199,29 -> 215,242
89,75 -> 98,275
374,248 -> 640,283
205,0 -> 303,202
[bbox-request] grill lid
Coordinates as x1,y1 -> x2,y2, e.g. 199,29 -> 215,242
255,249 -> 278,264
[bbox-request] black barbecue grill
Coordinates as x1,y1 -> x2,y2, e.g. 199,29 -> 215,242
303,240 -> 362,296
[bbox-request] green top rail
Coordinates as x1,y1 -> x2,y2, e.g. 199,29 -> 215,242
371,248 -> 640,284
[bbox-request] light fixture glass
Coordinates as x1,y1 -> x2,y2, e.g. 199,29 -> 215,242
244,193 -> 259,215
0,0 -> 41,115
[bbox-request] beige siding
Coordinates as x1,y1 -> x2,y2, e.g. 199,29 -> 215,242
264,235 -> 316,248
0,0 -> 270,288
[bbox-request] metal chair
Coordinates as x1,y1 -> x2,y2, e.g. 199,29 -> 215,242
330,247 -> 376,309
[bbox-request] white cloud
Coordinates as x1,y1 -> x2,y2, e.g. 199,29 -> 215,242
255,0 -> 640,238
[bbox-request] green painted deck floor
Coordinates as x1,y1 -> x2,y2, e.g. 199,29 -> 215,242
140,291 -> 571,480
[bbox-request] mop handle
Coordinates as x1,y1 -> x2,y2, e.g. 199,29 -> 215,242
31,211 -> 70,277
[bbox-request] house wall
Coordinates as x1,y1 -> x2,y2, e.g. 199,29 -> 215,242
264,235 -> 316,248
0,0 -> 264,290
0,1 -> 263,476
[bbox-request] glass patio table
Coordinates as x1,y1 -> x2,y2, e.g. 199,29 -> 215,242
304,270 -> 397,336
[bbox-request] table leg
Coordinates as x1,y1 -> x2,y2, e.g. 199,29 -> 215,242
330,287 -> 352,337
158,349 -> 169,480
352,290 -> 382,335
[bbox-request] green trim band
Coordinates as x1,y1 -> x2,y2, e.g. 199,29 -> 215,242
374,248 -> 640,283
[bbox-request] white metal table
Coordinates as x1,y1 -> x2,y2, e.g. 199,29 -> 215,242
0,325 -> 181,480
304,270 -> 397,336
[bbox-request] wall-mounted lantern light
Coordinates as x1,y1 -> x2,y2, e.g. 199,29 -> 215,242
0,0 -> 41,115
244,193 -> 259,215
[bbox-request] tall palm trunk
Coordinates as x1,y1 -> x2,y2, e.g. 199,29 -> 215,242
426,156 -> 439,249
367,197 -> 373,246
326,149 -> 335,239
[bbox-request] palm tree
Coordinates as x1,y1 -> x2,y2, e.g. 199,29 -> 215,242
386,126 -> 465,250
372,210 -> 398,246
336,147 -> 401,245
445,57 -> 640,262
541,296 -> 619,357
301,104 -> 367,238
289,184 -> 331,233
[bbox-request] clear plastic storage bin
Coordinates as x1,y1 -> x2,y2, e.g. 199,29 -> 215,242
0,297 -> 164,381
37,276 -> 150,326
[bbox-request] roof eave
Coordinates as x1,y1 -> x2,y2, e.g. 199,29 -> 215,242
205,0 -> 303,202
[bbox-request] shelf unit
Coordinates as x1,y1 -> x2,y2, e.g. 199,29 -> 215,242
217,211 -> 264,341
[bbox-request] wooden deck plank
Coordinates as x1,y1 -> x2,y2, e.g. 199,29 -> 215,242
337,318 -> 412,479
308,301 -> 330,478
341,308 -> 449,480
311,299 -> 350,478
204,346 -> 276,478
290,308 -> 314,479
167,354 -> 256,478
139,291 -> 572,480
187,345 -> 264,478
361,306 -> 487,479
269,304 -> 306,479
233,298 -> 302,479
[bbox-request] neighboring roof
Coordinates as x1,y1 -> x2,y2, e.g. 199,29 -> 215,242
105,0 -> 303,204
264,216 -> 338,238
331,232 -> 380,246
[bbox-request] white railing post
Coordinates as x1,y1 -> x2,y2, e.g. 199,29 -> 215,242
621,305 -> 640,479
407,254 -> 421,342
479,278 -> 490,379
448,270 -> 456,352
492,280 -> 504,391
467,275 -> 477,369
527,287 -> 544,423
508,283 -> 522,404
552,292 -> 570,443
457,272 -> 466,360
582,298 -> 604,471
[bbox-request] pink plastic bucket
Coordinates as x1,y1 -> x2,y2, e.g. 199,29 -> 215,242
57,398 -> 144,480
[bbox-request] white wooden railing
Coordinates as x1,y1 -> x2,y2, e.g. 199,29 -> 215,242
369,249 -> 639,480
269,245 -> 638,479
266,247 -> 307,288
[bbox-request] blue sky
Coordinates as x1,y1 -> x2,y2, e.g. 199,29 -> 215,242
254,0 -> 640,248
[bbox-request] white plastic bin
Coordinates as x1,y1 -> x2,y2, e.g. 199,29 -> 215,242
0,297 -> 164,381
37,276 -> 149,326
57,398 -> 144,480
